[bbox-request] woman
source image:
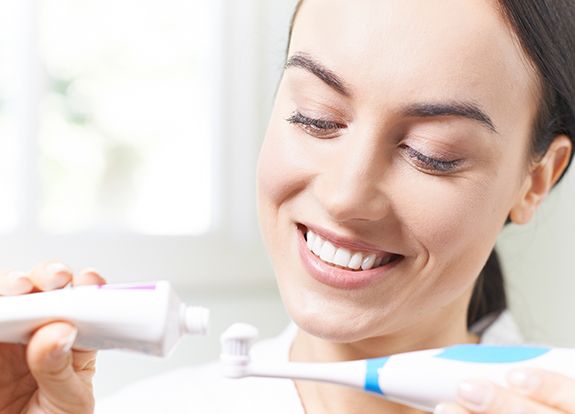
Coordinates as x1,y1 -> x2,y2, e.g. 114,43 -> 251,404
1,0 -> 575,413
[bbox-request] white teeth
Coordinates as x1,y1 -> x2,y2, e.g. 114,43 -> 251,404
305,229 -> 395,271
348,252 -> 363,270
306,231 -> 316,250
333,247 -> 352,267
361,254 -> 377,270
319,241 -> 337,263
312,235 -> 323,256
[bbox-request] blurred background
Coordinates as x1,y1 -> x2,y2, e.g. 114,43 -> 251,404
0,0 -> 573,399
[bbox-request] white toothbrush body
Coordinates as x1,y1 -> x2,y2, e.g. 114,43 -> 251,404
220,324 -> 575,412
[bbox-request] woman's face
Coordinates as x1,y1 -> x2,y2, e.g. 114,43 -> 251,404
257,0 -> 539,343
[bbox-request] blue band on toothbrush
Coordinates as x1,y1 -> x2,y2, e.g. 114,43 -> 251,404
364,357 -> 389,395
436,345 -> 550,363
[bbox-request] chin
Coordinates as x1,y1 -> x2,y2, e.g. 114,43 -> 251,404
285,297 -> 385,343
297,318 -> 367,343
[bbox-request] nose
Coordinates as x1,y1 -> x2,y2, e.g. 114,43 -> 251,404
314,143 -> 391,223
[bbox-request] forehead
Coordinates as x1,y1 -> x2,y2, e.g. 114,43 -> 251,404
289,0 -> 539,137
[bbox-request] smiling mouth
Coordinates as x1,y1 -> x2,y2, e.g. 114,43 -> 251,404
299,224 -> 403,272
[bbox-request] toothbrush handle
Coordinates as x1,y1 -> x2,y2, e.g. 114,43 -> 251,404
376,347 -> 575,412
247,359 -> 367,390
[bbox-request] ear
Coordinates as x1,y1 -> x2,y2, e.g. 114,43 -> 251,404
509,135 -> 573,225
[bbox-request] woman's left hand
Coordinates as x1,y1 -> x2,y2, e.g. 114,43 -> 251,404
434,369 -> 575,414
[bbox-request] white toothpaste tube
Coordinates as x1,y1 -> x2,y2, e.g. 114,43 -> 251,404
0,280 -> 209,356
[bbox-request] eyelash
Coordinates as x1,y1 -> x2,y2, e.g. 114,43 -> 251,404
286,111 -> 345,138
400,145 -> 461,173
286,111 -> 461,173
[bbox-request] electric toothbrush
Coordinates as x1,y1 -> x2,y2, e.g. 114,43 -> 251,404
220,323 -> 575,412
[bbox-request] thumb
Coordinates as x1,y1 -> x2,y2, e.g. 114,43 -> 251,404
27,322 -> 94,413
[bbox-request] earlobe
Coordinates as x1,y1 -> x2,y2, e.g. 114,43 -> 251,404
508,135 -> 573,225
509,203 -> 533,225
508,178 -> 534,225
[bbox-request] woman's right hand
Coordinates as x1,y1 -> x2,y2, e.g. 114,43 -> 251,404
0,262 -> 106,414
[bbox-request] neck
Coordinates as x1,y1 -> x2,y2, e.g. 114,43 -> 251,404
289,295 -> 479,414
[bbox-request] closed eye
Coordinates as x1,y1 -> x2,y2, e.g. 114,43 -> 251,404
400,145 -> 461,173
286,111 -> 346,139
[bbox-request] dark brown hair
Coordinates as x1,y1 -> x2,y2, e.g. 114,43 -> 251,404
286,0 -> 575,328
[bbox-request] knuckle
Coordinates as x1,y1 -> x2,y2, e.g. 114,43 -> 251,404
524,370 -> 575,411
73,356 -> 97,372
487,387 -> 526,414
544,382 -> 575,412
37,355 -> 73,379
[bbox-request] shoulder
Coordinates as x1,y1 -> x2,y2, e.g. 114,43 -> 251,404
475,310 -> 525,344
96,325 -> 304,414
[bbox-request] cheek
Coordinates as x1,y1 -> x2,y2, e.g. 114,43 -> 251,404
257,111 -> 319,219
257,139 -> 296,211
404,144 -> 525,265
370,174 -> 508,332
396,168 -> 509,281
257,113 -> 308,246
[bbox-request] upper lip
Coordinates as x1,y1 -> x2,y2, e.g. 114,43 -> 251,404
300,223 -> 400,257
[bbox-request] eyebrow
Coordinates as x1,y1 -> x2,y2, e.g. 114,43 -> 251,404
285,52 -> 351,97
285,52 -> 498,134
401,102 -> 498,134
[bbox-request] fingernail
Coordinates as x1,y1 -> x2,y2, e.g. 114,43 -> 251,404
46,262 -> 71,277
507,369 -> 541,394
81,267 -> 99,276
51,328 -> 78,359
45,262 -> 72,288
80,268 -> 104,284
434,403 -> 461,414
7,270 -> 28,280
457,380 -> 494,412
5,272 -> 33,294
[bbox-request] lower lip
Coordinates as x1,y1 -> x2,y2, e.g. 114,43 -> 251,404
296,227 -> 402,289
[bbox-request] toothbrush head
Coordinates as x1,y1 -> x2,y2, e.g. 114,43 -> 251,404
220,323 -> 259,378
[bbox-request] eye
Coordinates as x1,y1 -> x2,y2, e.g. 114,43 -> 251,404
400,145 -> 461,173
286,111 -> 346,139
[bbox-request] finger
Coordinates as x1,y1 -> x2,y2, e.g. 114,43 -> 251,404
457,379 -> 563,413
71,269 -> 106,354
70,268 -> 105,353
27,322 -> 94,411
0,271 -> 34,295
70,348 -> 99,385
28,261 -> 73,291
507,368 -> 575,413
73,268 -> 107,287
434,402 -> 470,414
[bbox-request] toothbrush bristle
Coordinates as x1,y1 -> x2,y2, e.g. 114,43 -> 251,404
220,323 -> 258,356
220,323 -> 259,378
223,338 -> 249,356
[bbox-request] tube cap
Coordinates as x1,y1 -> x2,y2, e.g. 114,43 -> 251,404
183,306 -> 210,335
